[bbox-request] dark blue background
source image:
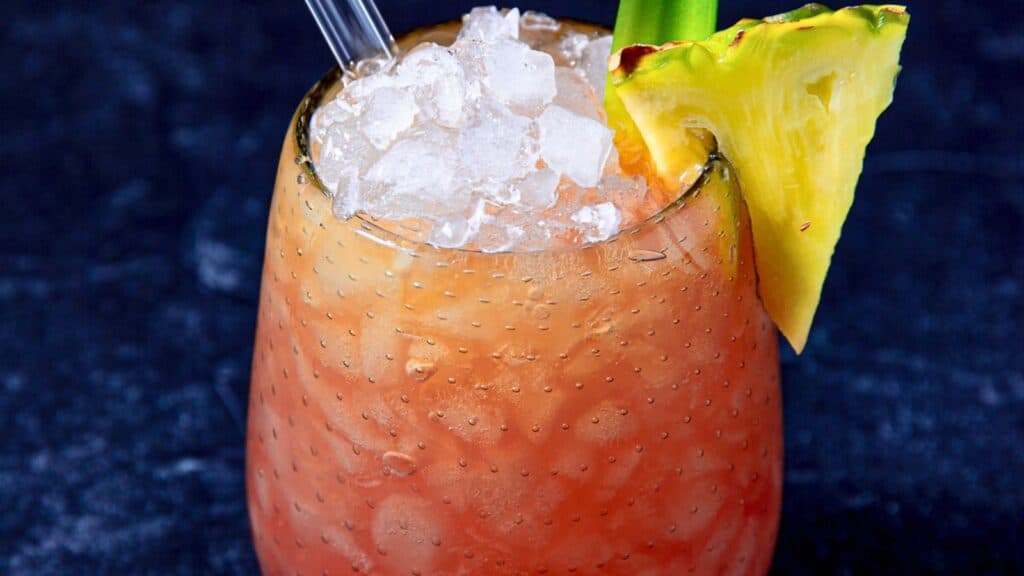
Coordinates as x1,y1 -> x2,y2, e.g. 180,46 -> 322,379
2,1 -> 1022,574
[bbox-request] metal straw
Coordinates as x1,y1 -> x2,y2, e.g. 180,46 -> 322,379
304,0 -> 398,71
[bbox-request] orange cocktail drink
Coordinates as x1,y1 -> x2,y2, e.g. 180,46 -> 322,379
247,15 -> 782,576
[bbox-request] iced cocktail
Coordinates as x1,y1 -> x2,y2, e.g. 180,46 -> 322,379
246,5 -> 907,575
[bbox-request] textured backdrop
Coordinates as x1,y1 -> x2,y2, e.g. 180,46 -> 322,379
1,0 -> 1022,574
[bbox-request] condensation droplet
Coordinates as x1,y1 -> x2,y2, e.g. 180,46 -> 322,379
405,358 -> 437,382
628,249 -> 667,262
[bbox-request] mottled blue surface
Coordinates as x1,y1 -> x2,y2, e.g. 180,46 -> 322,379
1,1 -> 1021,574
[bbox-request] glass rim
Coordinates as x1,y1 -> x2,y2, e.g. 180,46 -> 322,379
292,45 -> 715,256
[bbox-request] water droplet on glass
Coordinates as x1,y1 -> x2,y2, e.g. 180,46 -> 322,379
382,451 -> 417,476
405,358 -> 437,382
628,249 -> 667,262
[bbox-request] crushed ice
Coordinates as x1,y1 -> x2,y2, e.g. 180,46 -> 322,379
312,6 -> 648,251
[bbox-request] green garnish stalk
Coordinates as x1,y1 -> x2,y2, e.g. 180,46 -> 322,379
603,0 -> 719,165
611,0 -> 719,52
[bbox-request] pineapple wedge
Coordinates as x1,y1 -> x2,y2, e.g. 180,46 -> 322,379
610,4 -> 909,352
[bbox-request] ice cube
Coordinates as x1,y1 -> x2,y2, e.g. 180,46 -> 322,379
475,220 -> 524,253
556,32 -> 590,64
362,132 -> 465,219
359,87 -> 419,150
571,202 -> 622,243
519,11 -> 560,32
483,40 -> 557,111
344,71 -> 397,102
331,176 -> 362,219
311,99 -> 357,143
518,11 -> 562,50
319,120 -> 375,190
490,183 -> 523,205
514,169 -> 561,208
457,103 -> 537,198
580,35 -> 614,101
398,44 -> 453,77
397,44 -> 468,128
428,200 -> 486,249
537,105 -> 613,187
554,67 -> 603,120
460,7 -> 520,42
429,216 -> 473,248
599,174 -> 649,227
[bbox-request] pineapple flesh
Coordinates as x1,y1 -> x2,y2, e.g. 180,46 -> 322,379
609,4 -> 910,352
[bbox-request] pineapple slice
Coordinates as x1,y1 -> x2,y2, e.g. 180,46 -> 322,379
610,4 -> 909,352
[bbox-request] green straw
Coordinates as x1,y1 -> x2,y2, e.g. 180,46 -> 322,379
611,0 -> 719,51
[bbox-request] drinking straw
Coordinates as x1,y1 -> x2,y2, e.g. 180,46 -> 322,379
304,0 -> 398,71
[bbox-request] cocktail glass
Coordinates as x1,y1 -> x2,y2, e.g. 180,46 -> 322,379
246,21 -> 782,576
